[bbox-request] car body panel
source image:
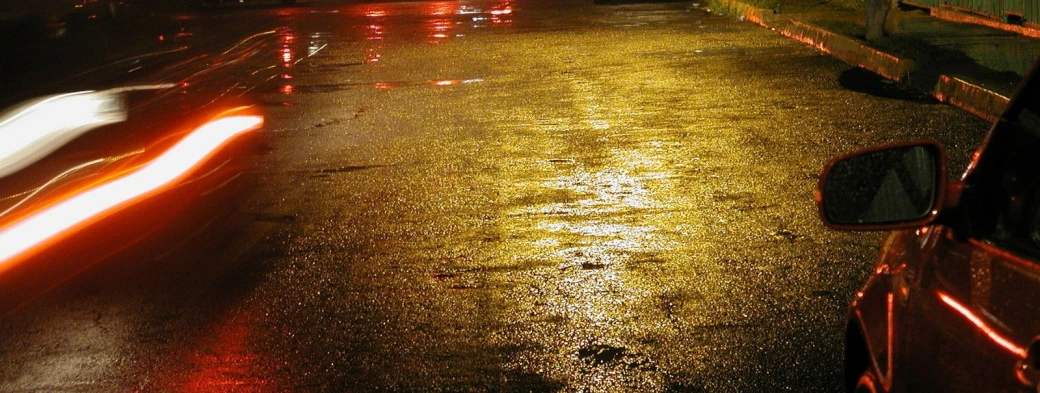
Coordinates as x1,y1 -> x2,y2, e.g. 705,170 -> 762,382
824,57 -> 1040,392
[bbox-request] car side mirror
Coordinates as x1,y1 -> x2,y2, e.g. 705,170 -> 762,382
817,140 -> 948,230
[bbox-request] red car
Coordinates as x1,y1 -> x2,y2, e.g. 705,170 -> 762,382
817,59 -> 1040,392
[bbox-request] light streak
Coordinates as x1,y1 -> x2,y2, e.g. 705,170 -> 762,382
0,91 -> 127,178
938,291 -> 1027,358
885,293 -> 894,389
0,114 -> 263,270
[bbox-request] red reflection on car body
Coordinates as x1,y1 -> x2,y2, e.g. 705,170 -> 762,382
938,291 -> 1027,358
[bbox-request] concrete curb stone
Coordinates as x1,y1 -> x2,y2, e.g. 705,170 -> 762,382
779,19 -> 915,82
903,0 -> 1040,39
934,75 -> 1011,122
706,0 -> 1009,121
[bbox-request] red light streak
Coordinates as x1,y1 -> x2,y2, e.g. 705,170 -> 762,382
885,293 -> 894,388
938,291 -> 1027,358
0,114 -> 263,270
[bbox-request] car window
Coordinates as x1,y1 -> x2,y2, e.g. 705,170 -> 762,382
1019,102 -> 1040,137
1019,107 -> 1040,247
987,99 -> 1040,257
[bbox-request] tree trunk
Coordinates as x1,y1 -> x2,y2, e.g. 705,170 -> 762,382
865,0 -> 891,41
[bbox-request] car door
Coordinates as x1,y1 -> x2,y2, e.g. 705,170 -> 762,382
902,77 -> 1040,393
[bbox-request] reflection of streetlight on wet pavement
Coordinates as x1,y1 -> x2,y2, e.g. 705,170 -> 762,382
278,28 -> 297,95
426,2 -> 454,16
428,19 -> 453,43
491,2 -> 513,24
366,24 -> 384,40
350,1 -> 517,51
365,24 -> 384,63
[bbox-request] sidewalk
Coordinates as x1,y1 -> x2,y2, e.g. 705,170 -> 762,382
706,0 -> 1040,121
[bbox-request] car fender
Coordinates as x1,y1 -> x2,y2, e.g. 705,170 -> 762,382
848,227 -> 938,392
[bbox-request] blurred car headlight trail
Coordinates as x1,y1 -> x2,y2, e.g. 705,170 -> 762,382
0,91 -> 128,178
0,113 -> 263,271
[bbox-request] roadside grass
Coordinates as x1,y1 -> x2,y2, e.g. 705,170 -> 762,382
735,0 -> 862,12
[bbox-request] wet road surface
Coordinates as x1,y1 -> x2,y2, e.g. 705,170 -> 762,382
0,1 -> 992,391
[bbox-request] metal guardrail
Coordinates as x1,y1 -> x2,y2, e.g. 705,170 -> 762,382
906,0 -> 1038,25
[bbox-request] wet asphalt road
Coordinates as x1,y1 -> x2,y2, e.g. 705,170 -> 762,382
0,0 -> 993,391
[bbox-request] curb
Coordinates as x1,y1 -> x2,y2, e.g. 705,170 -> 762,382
778,20 -> 914,82
934,75 -> 1010,122
902,1 -> 1040,39
707,0 -> 1009,120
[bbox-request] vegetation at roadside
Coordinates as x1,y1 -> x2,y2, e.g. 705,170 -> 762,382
732,0 -> 862,12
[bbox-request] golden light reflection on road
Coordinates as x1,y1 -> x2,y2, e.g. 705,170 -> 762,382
519,165 -> 666,273
493,101 -> 689,389
439,8 -> 800,388
0,1 -> 992,391
225,3 -> 860,389
136,1 -> 991,391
